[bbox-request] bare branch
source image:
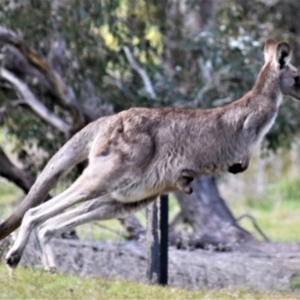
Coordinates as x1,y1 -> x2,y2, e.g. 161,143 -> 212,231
0,68 -> 71,136
1,45 -> 52,92
0,26 -> 85,132
123,46 -> 157,99
236,213 -> 271,242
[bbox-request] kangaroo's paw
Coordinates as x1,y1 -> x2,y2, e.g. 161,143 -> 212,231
6,249 -> 22,269
176,175 -> 194,195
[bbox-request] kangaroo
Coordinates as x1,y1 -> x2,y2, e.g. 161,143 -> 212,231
2,39 -> 300,271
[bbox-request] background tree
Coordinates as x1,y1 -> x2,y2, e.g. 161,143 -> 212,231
1,0 -> 300,248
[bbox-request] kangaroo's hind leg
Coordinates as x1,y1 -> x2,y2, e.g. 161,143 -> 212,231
37,195 -> 157,272
5,153 -> 126,269
37,195 -> 111,272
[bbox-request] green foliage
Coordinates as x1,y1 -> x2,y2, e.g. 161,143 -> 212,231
233,176 -> 300,242
0,180 -> 23,207
275,177 -> 300,202
290,275 -> 300,291
1,0 -> 300,173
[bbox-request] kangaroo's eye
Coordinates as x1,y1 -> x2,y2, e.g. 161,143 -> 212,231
295,76 -> 300,84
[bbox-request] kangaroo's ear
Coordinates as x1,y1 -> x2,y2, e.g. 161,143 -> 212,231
264,38 -> 277,62
275,42 -> 292,69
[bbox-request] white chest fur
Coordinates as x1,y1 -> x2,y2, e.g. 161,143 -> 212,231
256,93 -> 282,145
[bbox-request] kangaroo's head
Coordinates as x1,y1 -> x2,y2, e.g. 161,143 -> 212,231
264,38 -> 300,100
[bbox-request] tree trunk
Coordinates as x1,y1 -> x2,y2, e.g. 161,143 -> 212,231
173,176 -> 258,248
0,147 -> 35,194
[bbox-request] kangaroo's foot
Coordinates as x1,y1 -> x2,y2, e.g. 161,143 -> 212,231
5,249 -> 22,269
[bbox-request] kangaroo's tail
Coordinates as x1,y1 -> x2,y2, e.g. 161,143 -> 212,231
0,120 -> 100,240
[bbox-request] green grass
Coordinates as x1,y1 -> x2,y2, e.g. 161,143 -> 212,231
0,266 -> 298,299
230,176 -> 300,242
0,179 -> 23,218
0,180 -> 22,203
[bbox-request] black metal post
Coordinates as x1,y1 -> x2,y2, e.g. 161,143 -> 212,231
146,194 -> 169,285
159,194 -> 169,285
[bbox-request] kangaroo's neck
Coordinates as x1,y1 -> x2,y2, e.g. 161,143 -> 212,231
246,62 -> 282,142
223,62 -> 282,139
181,62 -> 282,175
252,61 -> 282,107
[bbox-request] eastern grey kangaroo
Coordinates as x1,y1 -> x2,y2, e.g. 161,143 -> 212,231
2,39 -> 300,271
